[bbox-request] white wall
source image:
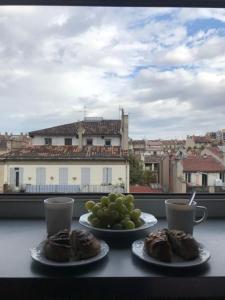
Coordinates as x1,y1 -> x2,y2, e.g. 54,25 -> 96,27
32,135 -> 120,146
189,172 -> 220,186
32,136 -> 79,145
4,160 -> 129,191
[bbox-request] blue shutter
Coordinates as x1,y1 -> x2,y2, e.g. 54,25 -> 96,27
108,168 -> 112,184
103,168 -> 107,184
59,168 -> 68,185
81,168 -> 90,185
36,168 -> 46,185
10,168 -> 15,186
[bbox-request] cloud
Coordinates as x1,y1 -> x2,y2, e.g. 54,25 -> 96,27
0,6 -> 225,139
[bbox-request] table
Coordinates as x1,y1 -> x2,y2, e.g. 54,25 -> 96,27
0,219 -> 224,299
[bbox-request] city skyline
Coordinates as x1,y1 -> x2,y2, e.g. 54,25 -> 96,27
1,6 -> 225,139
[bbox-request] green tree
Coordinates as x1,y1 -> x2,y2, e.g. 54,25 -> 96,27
128,154 -> 144,185
143,170 -> 157,184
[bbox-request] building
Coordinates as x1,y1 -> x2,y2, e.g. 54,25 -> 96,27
171,154 -> 225,193
29,110 -> 128,150
0,146 -> 129,193
185,135 -> 211,149
0,133 -> 31,155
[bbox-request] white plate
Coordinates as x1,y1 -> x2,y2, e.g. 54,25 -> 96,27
132,239 -> 211,268
30,240 -> 109,267
79,212 -> 157,233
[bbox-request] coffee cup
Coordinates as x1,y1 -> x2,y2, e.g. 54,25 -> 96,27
165,199 -> 207,235
44,197 -> 74,236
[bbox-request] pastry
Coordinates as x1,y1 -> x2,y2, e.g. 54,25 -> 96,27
145,229 -> 199,262
145,229 -> 172,262
71,230 -> 101,259
43,229 -> 101,262
167,229 -> 199,260
43,229 -> 72,262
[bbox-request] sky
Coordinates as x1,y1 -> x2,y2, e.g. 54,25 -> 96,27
1,6 -> 225,139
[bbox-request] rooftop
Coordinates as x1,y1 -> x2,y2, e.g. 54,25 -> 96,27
183,155 -> 225,172
29,120 -> 121,137
0,146 -> 128,161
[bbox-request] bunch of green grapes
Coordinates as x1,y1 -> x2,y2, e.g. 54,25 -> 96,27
85,193 -> 144,230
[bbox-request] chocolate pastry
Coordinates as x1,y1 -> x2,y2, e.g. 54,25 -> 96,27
167,229 -> 199,260
145,229 -> 172,262
71,230 -> 101,259
43,229 -> 72,262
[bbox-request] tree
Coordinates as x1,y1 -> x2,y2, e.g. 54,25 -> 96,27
143,170 -> 157,184
128,154 -> 144,185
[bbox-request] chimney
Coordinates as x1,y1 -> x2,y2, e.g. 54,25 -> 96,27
77,124 -> 85,148
121,108 -> 128,151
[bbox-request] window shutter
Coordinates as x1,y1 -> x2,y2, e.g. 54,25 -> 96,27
59,168 -> 68,185
19,168 -> 24,185
81,168 -> 90,185
108,168 -> 112,184
103,168 -> 107,184
10,168 -> 15,185
36,168 -> 46,185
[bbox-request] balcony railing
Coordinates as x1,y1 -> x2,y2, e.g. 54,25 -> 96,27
8,184 -> 125,194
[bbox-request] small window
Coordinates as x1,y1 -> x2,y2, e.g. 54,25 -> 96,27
153,151 -> 157,155
65,138 -> 72,145
105,139 -> 111,146
44,138 -> 52,145
185,172 -> 191,183
86,138 -> 93,145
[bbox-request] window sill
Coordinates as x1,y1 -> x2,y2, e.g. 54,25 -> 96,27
0,218 -> 224,299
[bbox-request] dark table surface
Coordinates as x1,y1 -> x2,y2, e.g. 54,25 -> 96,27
0,219 -> 224,299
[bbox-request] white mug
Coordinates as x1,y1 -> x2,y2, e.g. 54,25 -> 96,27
44,197 -> 74,236
165,199 -> 207,235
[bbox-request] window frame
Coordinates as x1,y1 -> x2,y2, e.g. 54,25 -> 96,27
44,137 -> 52,145
1,0 -> 225,218
64,138 -> 72,145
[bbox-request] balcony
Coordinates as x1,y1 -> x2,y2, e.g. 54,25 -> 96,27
5,184 -> 125,194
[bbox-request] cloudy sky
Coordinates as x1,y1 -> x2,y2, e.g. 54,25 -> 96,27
1,6 -> 225,139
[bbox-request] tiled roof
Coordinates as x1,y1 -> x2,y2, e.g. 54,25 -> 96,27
132,140 -> 145,146
130,185 -> 162,193
29,120 -> 121,137
183,155 -> 225,172
206,147 -> 224,159
0,146 -> 128,161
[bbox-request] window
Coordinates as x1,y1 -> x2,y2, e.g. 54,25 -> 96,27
185,173 -> 191,183
15,168 -> 20,187
65,138 -> 72,145
44,138 -> 52,145
103,168 -> 112,184
86,138 -> 93,146
105,139 -> 111,146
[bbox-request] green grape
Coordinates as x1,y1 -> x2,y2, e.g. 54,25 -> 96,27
130,209 -> 141,221
124,220 -> 135,230
85,200 -> 96,211
125,202 -> 134,211
100,196 -> 110,207
88,213 -> 95,223
115,197 -> 124,207
108,193 -> 117,202
125,194 -> 134,203
92,203 -> 102,216
91,217 -> 101,228
96,208 -> 104,218
120,218 -> 128,228
108,210 -> 120,222
116,193 -> 125,199
134,218 -> 144,228
112,223 -> 123,230
108,202 -> 117,210
117,203 -> 128,214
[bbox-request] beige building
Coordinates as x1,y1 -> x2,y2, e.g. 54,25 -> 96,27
170,154 -> 225,193
0,146 -> 129,193
0,133 -> 31,155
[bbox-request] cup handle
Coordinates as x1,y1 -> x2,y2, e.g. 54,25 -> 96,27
194,206 -> 208,225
